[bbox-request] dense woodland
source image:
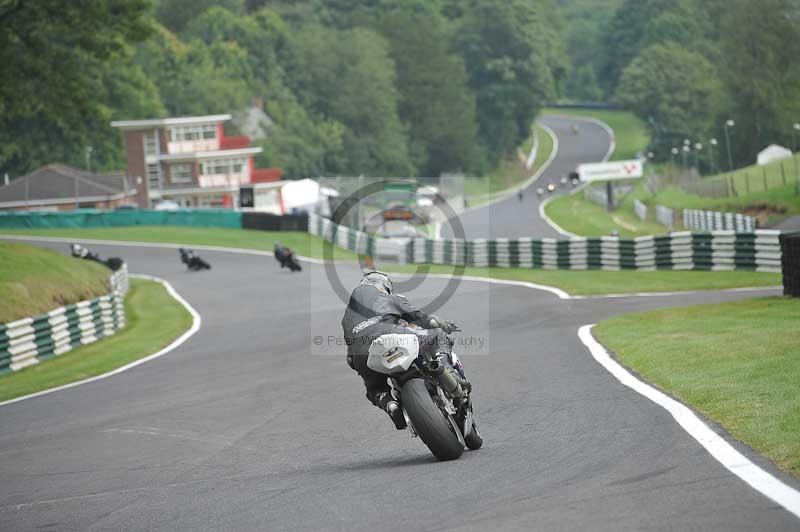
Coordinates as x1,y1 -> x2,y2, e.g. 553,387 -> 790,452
1,0 -> 798,179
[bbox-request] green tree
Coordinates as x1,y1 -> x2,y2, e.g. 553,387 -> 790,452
154,0 -> 245,33
379,12 -> 479,176
134,25 -> 253,116
0,0 -> 153,177
287,25 -> 414,175
617,43 -> 724,141
456,0 -> 565,165
718,0 -> 800,163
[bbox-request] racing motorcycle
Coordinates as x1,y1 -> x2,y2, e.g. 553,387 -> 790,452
179,248 -> 211,271
367,323 -> 483,461
275,247 -> 302,272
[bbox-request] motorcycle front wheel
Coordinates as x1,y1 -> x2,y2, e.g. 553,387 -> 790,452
402,378 -> 464,461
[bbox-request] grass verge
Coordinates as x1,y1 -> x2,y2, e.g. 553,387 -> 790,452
0,241 -> 112,323
544,182 -> 667,237
384,264 -> 780,296
0,278 -> 193,402
465,124 -> 555,205
542,108 -> 650,161
0,227 -> 356,261
594,297 -> 800,477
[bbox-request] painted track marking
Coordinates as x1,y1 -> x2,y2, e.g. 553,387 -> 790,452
0,274 -> 201,408
578,324 -> 800,519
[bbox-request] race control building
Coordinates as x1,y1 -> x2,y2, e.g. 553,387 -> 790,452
111,114 -> 281,209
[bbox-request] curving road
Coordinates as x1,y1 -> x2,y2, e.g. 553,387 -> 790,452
444,115 -> 613,240
0,241 -> 797,531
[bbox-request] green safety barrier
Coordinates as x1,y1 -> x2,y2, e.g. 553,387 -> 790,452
0,209 -> 242,229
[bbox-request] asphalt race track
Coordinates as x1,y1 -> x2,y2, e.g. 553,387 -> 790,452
444,114 -> 612,240
0,241 -> 797,531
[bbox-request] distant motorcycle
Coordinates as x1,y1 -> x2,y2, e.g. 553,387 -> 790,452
274,243 -> 302,272
71,244 -> 124,271
179,248 -> 211,271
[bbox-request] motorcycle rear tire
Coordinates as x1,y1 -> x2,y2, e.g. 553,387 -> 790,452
402,378 -> 464,461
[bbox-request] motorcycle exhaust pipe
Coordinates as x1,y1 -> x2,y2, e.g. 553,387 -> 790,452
426,360 -> 463,399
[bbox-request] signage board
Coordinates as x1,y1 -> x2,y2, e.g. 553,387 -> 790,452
577,160 -> 643,182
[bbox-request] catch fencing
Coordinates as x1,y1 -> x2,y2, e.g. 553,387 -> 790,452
683,209 -> 757,232
0,266 -> 129,375
406,231 -> 782,272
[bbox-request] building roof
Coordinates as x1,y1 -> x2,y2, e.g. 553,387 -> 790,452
0,164 -> 131,208
110,114 -> 232,130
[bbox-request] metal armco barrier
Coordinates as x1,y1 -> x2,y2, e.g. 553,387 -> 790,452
308,212 -> 376,257
655,205 -> 676,230
634,199 -> 648,221
683,209 -> 757,232
0,266 -> 129,375
779,232 -> 800,297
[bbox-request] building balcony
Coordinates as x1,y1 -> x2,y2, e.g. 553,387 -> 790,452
198,173 -> 250,188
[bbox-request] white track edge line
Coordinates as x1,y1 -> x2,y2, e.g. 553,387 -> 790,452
0,274 -> 202,408
578,324 -> 800,519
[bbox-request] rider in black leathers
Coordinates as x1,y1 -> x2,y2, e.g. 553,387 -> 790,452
341,271 -> 463,429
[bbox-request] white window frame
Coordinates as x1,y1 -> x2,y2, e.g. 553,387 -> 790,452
200,157 -> 246,176
146,163 -> 160,189
168,124 -> 218,142
170,163 -> 193,184
143,130 -> 158,157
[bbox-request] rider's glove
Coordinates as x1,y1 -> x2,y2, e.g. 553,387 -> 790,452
440,320 -> 459,334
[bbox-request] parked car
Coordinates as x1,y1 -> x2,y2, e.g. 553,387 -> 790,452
154,200 -> 180,211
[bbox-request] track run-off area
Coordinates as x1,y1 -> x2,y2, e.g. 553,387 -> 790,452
1,116 -> 798,531
0,239 -> 797,531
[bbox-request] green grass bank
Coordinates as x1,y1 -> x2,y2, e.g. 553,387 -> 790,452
0,278 -> 193,402
0,241 -> 112,323
595,297 -> 800,477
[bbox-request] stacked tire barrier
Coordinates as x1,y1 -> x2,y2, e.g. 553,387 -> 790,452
0,265 -> 129,375
779,232 -> 800,297
683,209 -> 757,232
406,231 -> 782,272
307,214 -> 783,272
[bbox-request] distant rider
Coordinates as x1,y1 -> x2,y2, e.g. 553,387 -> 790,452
274,241 -> 301,271
341,271 -> 464,429
274,241 -> 287,265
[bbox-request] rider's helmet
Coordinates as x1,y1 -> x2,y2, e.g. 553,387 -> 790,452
360,270 -> 394,295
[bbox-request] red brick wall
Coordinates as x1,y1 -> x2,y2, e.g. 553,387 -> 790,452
124,130 -> 148,208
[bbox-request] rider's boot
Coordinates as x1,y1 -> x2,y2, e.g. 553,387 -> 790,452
374,391 -> 407,430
